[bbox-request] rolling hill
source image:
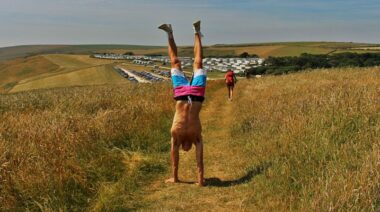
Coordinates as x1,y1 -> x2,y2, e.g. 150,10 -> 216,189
0,45 -> 163,62
1,66 -> 379,210
0,54 -> 124,93
1,42 -> 380,62
1,42 -> 380,94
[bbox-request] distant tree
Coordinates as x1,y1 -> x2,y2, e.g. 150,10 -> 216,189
123,51 -> 134,55
239,52 -> 250,58
248,52 -> 380,76
145,53 -> 163,57
238,52 -> 259,58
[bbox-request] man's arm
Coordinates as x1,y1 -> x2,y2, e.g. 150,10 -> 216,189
195,141 -> 204,186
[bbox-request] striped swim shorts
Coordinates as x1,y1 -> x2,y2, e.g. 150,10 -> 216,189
171,68 -> 207,101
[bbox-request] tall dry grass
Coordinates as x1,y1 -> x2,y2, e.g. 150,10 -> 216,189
1,67 -> 379,210
0,83 -> 174,210
232,67 -> 380,210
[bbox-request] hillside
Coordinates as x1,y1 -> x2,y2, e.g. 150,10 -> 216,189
1,42 -> 380,62
1,42 -> 380,94
1,54 -> 228,93
0,54 -> 126,93
0,45 -> 163,62
0,67 -> 379,210
0,56 -> 60,93
9,55 -> 128,93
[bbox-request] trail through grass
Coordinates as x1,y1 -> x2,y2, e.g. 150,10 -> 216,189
140,83 -> 265,211
136,67 -> 379,211
1,67 -> 378,210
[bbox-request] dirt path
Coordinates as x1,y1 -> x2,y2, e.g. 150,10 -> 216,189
140,85 -> 258,211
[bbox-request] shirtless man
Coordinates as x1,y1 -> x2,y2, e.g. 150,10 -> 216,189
158,21 -> 206,186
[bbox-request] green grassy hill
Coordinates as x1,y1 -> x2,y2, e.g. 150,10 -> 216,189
0,54 -> 125,93
0,66 -> 379,210
10,64 -> 127,92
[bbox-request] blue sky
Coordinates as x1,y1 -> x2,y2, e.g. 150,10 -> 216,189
0,0 -> 379,47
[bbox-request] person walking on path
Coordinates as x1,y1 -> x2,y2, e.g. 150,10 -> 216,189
225,69 -> 237,101
158,20 -> 206,186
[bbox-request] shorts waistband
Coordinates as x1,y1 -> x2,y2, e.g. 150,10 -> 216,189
174,95 -> 204,103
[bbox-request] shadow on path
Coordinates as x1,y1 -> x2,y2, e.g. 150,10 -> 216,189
205,163 -> 271,187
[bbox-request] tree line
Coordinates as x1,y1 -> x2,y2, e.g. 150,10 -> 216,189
248,52 -> 380,75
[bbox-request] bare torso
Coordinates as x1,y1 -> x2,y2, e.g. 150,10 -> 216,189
171,101 -> 202,150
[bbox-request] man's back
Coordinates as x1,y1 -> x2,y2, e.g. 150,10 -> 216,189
171,101 -> 202,151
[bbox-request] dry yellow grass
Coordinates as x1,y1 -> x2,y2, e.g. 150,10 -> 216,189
213,45 -> 331,58
140,67 -> 380,211
0,83 -> 174,210
228,67 -> 380,210
10,64 -> 126,93
43,54 -> 113,68
0,54 -> 120,93
0,67 -> 379,210
0,56 -> 60,92
104,43 -> 335,58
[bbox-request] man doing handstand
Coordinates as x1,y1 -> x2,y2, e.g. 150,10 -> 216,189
158,20 -> 206,186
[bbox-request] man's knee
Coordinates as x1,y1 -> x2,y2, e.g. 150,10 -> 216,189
171,58 -> 181,69
193,61 -> 202,70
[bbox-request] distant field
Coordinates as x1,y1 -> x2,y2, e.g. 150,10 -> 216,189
0,45 -> 163,62
211,45 -> 330,57
1,42 -> 380,93
1,42 -> 380,63
43,54 -> 111,69
209,42 -> 380,58
10,64 -> 126,93
111,42 -> 380,58
0,54 -> 126,93
0,56 -> 60,92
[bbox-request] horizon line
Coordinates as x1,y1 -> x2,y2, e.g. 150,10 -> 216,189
1,41 -> 380,49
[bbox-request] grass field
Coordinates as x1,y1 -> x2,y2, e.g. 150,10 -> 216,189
0,54 -> 128,93
1,42 -> 380,93
0,45 -> 163,62
10,64 -> 127,92
0,56 -> 60,93
101,42 -> 380,58
1,42 -> 380,62
1,66 -> 379,210
0,83 -> 174,210
2,55 -> 229,93
43,54 -> 112,69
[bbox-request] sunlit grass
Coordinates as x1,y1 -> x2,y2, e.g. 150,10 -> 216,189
231,67 -> 380,210
0,66 -> 379,210
0,83 -> 174,210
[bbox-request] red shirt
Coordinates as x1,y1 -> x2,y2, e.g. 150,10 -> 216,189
225,71 -> 235,85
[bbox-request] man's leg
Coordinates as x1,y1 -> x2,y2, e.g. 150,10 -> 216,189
166,137 -> 180,183
195,139 -> 204,186
158,24 -> 182,70
193,21 -> 203,71
227,86 -> 231,100
230,86 -> 234,100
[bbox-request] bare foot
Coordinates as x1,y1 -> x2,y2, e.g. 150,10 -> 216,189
165,178 -> 178,184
